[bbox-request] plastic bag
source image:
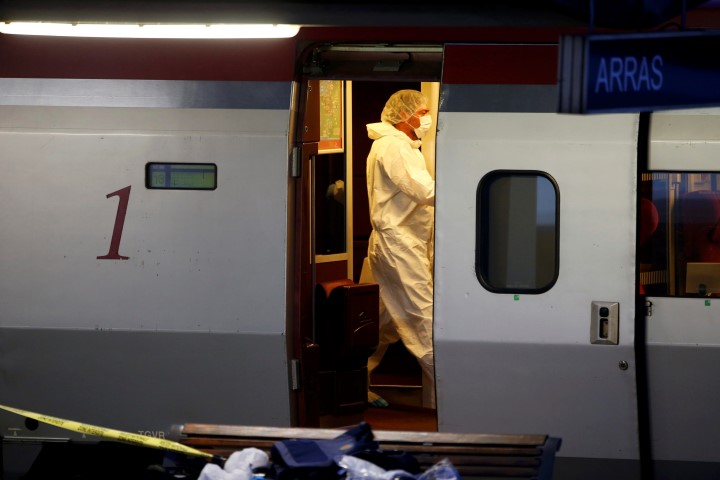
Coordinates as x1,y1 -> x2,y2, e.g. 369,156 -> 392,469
198,447 -> 269,480
416,459 -> 461,480
337,456 -> 460,480
336,455 -> 416,480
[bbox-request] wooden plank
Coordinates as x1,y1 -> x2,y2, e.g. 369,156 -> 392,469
180,424 -> 548,447
178,423 -> 560,480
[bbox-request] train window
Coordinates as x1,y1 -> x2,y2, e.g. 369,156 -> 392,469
475,171 -> 559,294
640,172 -> 720,297
315,153 -> 346,255
145,163 -> 217,190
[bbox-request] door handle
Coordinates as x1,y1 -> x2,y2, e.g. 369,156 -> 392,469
590,301 -> 619,345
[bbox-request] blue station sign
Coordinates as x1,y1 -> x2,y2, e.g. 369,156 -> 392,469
558,31 -> 720,113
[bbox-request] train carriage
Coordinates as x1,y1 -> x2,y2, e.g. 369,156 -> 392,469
1,2 -> 720,479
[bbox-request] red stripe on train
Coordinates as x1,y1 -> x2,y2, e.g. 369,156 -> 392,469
0,34 -> 296,81
442,44 -> 558,85
1,32 -> 558,84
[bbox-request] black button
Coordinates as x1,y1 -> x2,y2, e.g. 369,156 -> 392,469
599,306 -> 610,317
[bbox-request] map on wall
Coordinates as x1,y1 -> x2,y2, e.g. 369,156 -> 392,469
319,80 -> 343,153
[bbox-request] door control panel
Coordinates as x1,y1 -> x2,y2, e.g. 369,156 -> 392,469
590,301 -> 619,345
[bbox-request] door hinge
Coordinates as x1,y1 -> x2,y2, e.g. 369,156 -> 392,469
290,147 -> 302,178
290,358 -> 301,391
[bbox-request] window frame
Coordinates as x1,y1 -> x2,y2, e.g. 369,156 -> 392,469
475,169 -> 560,295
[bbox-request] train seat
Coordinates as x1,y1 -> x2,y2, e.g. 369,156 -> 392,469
639,197 -> 659,246
638,198 -> 659,294
314,279 -> 379,415
315,279 -> 379,369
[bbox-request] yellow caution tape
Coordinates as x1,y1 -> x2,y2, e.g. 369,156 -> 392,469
0,403 -> 216,461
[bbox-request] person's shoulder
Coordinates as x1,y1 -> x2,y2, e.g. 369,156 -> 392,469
380,137 -> 416,162
379,134 -> 409,148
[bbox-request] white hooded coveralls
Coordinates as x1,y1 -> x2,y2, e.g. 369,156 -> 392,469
365,120 -> 435,408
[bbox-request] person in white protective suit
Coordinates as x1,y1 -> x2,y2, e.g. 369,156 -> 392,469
365,89 -> 435,409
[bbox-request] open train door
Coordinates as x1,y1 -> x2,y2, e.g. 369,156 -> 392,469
433,44 -> 641,479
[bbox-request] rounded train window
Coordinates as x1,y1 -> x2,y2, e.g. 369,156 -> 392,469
475,170 -> 559,294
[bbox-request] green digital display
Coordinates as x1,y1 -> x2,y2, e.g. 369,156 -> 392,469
146,163 -> 217,190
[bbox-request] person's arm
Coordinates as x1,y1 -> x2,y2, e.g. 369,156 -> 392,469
384,142 -> 435,205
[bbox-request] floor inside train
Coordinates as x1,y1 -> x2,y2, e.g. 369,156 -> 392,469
362,403 -> 437,432
318,341 -> 436,432
363,341 -> 437,432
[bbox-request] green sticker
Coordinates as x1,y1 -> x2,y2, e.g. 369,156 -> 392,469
705,299 -> 711,307
514,294 -> 520,301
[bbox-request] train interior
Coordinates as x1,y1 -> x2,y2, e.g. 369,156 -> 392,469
309,78 -> 440,431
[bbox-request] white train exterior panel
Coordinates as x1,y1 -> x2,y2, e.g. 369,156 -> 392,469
0,80 -> 295,437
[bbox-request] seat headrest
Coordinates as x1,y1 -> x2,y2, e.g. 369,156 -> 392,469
317,279 -> 355,298
639,197 -> 659,245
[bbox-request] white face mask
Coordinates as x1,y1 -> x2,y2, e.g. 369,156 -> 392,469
412,114 -> 432,139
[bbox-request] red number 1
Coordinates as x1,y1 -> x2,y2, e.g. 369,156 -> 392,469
97,185 -> 131,260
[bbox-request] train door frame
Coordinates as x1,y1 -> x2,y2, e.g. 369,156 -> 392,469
290,42 -> 444,427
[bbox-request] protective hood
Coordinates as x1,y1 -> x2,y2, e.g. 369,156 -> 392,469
367,121 -> 422,149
